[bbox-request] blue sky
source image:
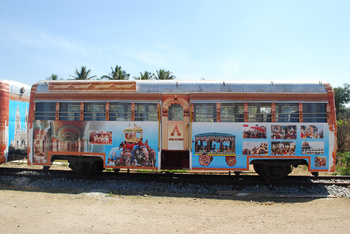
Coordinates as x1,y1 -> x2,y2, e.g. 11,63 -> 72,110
0,0 -> 349,88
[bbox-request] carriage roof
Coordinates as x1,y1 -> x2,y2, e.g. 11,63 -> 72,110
34,80 -> 329,94
0,80 -> 31,96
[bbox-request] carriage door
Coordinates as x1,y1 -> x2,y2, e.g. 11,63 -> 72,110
161,95 -> 190,169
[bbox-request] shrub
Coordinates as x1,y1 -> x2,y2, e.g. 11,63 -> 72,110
336,152 -> 350,175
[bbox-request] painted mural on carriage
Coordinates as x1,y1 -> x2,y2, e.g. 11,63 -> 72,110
107,123 -> 157,168
191,122 -> 330,170
6,100 -> 29,162
32,120 -> 158,168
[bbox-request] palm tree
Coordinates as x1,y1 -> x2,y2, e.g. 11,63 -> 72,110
101,65 -> 130,80
134,71 -> 154,80
154,69 -> 176,80
70,66 -> 97,80
46,74 -> 60,80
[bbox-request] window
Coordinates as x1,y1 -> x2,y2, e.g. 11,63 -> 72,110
35,102 -> 56,120
84,102 -> 105,121
194,103 -> 216,122
303,103 -> 327,122
248,103 -> 271,122
221,103 -> 244,122
109,103 -> 131,121
135,103 -> 157,121
168,103 -> 183,121
276,103 -> 299,122
59,102 -> 81,121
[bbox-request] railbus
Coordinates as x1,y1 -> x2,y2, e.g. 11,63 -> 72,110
27,80 -> 337,180
0,80 -> 30,164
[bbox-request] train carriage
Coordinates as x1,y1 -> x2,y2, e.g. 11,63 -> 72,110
27,80 -> 337,180
0,80 -> 30,164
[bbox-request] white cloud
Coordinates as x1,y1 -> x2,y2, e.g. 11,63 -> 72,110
122,43 -> 198,69
219,58 -> 242,78
0,22 -> 86,53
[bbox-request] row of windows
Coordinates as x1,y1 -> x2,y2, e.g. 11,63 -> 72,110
35,102 -> 328,123
193,103 -> 327,123
35,102 -> 158,121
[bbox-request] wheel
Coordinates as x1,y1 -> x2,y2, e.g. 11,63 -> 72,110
72,161 -> 103,177
198,154 -> 211,167
43,166 -> 50,173
92,161 -> 103,175
311,172 -> 319,177
73,162 -> 94,177
225,156 -> 236,167
253,164 -> 264,176
234,171 -> 241,176
260,165 -> 292,181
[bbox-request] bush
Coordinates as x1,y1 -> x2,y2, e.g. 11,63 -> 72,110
336,152 -> 350,175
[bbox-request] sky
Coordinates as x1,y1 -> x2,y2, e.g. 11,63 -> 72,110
0,0 -> 349,88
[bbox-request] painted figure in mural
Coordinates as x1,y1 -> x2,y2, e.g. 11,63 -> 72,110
107,124 -> 156,167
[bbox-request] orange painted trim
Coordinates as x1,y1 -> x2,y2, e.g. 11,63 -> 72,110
192,167 -> 250,171
27,84 -> 38,165
34,93 -> 162,101
193,155 -> 330,172
9,93 -> 30,102
247,155 -> 330,172
190,92 -> 329,102
324,83 -> 337,172
48,151 -> 105,157
33,151 -> 107,167
105,166 -> 158,170
47,81 -> 137,92
0,82 -> 9,163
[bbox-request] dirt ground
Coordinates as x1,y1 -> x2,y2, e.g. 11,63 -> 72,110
1,162 -> 349,233
0,188 -> 349,234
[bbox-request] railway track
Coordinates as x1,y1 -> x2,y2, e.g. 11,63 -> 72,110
1,167 -> 349,188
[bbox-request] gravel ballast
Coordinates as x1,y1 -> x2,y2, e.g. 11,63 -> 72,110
1,175 -> 349,198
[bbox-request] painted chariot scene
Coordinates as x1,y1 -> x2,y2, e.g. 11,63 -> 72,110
194,133 -> 236,167
107,124 -> 156,168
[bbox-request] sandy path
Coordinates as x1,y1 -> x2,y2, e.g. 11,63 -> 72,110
0,189 -> 349,234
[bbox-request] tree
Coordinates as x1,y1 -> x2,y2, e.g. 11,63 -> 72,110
154,69 -> 176,80
101,65 -> 130,80
70,66 -> 97,80
337,119 -> 350,153
134,71 -> 154,80
46,74 -> 60,80
334,83 -> 350,119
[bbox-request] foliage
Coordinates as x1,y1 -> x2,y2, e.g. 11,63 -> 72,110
70,66 -> 97,80
134,71 -> 154,80
162,169 -> 188,173
334,84 -> 350,175
101,65 -> 130,80
46,74 -> 61,80
336,119 -> 350,153
336,152 -> 350,175
154,69 -> 176,80
334,83 -> 350,119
